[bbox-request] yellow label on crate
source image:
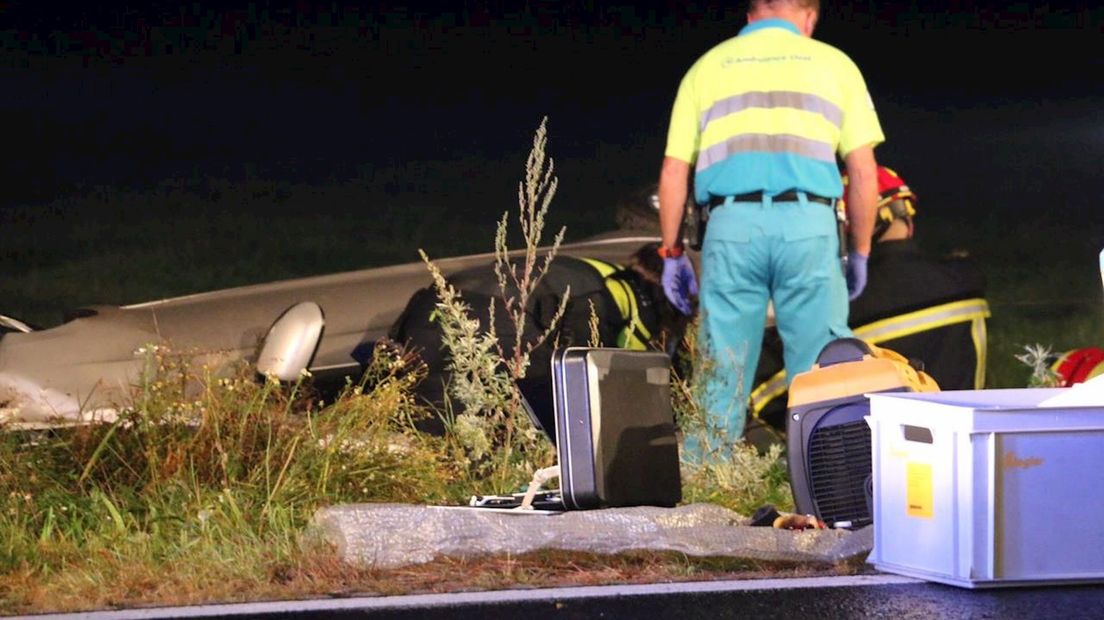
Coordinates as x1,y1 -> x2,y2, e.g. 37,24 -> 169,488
906,462 -> 934,518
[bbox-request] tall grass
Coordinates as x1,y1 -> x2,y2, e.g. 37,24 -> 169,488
418,117 -> 566,493
414,118 -> 791,508
671,319 -> 794,516
0,344 -> 455,613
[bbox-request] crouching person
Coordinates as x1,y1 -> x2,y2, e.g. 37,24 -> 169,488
388,243 -> 683,435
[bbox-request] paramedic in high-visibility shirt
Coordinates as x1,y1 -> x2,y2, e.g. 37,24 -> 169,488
657,0 -> 885,457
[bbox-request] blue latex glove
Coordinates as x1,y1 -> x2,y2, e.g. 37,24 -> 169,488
846,250 -> 869,301
662,255 -> 699,315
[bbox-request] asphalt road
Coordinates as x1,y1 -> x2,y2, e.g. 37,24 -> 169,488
16,574 -> 1104,620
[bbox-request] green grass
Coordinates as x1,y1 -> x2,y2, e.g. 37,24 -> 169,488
920,210 -> 1103,387
0,347 -> 456,613
0,158 -> 627,329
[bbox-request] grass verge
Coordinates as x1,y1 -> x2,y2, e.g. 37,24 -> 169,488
0,342 -> 797,615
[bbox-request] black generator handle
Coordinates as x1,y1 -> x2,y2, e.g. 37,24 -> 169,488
815,337 -> 874,368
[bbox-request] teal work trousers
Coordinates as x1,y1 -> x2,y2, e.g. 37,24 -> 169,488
688,194 -> 852,459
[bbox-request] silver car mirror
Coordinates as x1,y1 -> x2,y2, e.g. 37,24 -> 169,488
255,301 -> 324,382
0,314 -> 36,334
0,313 -> 35,333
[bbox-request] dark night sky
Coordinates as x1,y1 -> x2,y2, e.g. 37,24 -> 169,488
1,1 -> 1102,228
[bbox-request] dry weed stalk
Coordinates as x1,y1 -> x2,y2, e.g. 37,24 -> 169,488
1014,343 -> 1061,388
493,115 -> 568,380
419,117 -> 565,484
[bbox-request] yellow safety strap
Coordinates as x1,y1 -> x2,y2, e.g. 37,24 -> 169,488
579,258 -> 653,351
748,370 -> 790,419
968,303 -> 988,390
748,298 -> 991,418
579,257 -> 620,278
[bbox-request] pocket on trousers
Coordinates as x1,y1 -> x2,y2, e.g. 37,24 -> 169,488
781,204 -> 834,242
703,207 -> 753,243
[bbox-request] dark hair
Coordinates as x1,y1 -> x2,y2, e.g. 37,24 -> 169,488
628,242 -> 664,285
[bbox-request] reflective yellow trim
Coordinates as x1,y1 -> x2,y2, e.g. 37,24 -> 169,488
971,314 -> 987,389
852,298 -> 990,344
748,298 -> 991,415
579,258 -> 620,278
750,369 -> 788,418
578,258 -> 652,351
614,276 -> 650,351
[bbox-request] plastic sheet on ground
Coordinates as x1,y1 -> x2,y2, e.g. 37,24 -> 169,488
309,502 -> 874,569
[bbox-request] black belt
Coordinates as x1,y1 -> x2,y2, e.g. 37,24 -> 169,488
707,191 -> 835,210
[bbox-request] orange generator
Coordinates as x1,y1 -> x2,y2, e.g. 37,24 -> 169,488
786,338 -> 939,529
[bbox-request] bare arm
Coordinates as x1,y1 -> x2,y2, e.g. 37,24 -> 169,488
658,156 -> 691,250
842,145 -> 878,256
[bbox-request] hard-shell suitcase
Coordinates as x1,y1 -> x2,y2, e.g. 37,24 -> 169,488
550,347 -> 682,510
786,337 -> 939,528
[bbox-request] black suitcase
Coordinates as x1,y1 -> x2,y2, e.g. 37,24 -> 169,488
550,347 -> 682,510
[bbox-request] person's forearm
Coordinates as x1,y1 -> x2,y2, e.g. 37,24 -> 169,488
843,145 -> 878,256
658,156 -> 691,250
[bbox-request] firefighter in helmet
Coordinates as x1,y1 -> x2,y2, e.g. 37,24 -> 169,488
747,166 -> 990,446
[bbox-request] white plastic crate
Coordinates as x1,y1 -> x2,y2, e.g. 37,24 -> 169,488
866,388 -> 1104,588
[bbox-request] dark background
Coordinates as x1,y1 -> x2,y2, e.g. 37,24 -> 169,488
2,1 -> 1101,209
1,1 -> 1102,316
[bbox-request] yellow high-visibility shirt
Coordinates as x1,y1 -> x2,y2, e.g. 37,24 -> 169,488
664,18 -> 884,204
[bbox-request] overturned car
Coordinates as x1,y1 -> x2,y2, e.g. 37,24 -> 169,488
0,232 -> 664,428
